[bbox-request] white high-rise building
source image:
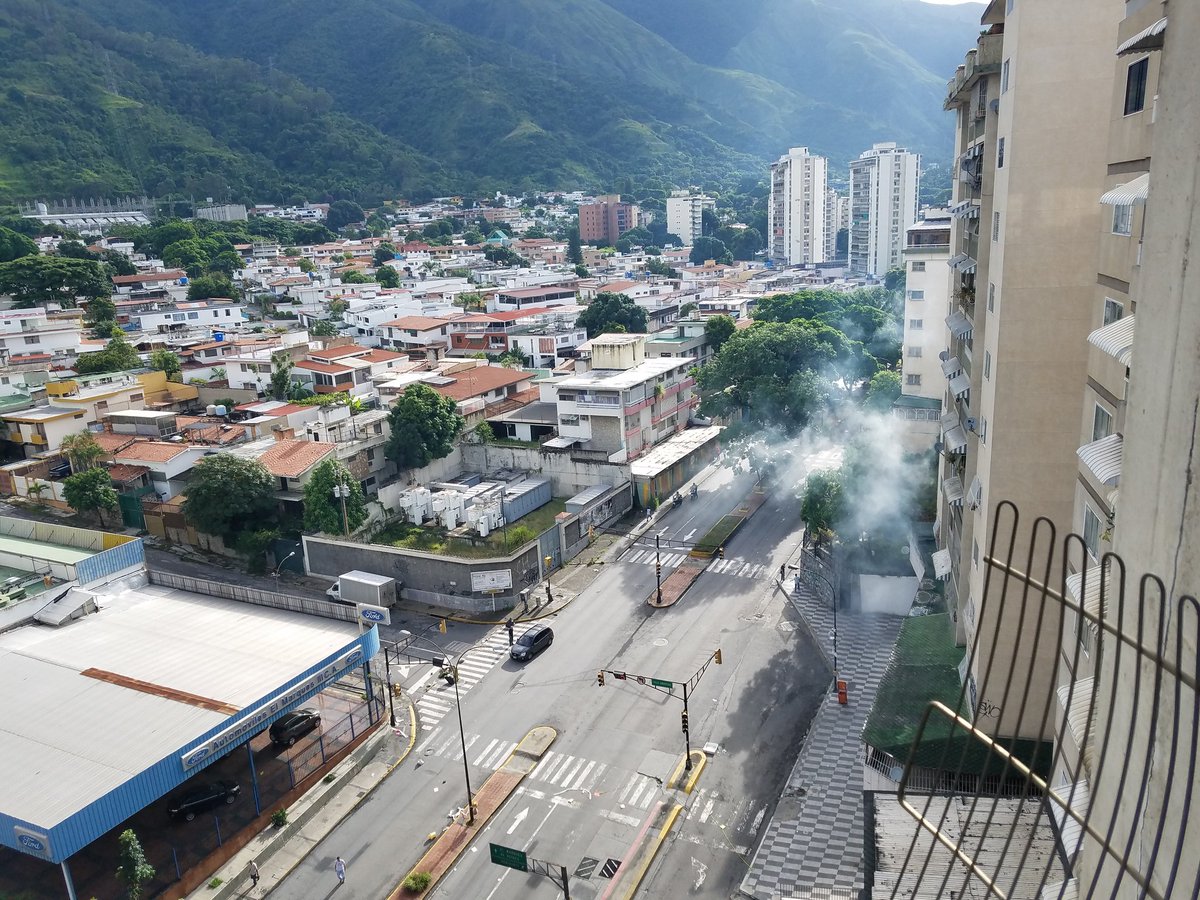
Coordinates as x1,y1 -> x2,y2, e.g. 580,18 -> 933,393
665,191 -> 715,247
767,147 -> 829,266
848,142 -> 920,277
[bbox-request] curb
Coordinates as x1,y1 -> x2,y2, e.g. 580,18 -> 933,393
665,749 -> 708,793
618,803 -> 685,900
200,700 -> 417,900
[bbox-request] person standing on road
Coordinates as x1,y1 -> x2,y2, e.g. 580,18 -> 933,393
249,860 -> 259,889
334,856 -> 346,885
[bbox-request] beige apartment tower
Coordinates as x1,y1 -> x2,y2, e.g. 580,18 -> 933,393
767,147 -> 829,266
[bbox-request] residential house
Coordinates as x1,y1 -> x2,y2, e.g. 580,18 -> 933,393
233,400 -> 320,441
112,440 -> 208,500
245,434 -> 337,514
427,364 -> 535,421
549,333 -> 697,463
110,270 -> 189,302
302,405 -> 391,494
644,320 -> 714,367
377,315 -> 456,356
292,358 -> 375,398
0,308 -> 83,362
490,285 -> 578,313
127,299 -> 246,334
0,406 -> 87,458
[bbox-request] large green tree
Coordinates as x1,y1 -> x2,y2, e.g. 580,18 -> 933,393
801,470 -> 845,544
704,314 -> 736,355
0,226 -> 37,263
269,350 -> 294,400
303,458 -> 368,535
864,370 -> 902,412
0,255 -> 111,308
186,273 -> 238,301
327,200 -> 365,231
567,225 -> 583,265
575,292 -> 648,338
385,383 -> 464,469
84,295 -> 118,339
689,236 -> 730,266
63,467 -> 119,527
149,349 -> 182,381
182,455 -> 277,539
75,334 -> 141,375
115,829 -> 155,900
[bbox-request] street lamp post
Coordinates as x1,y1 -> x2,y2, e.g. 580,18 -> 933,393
271,550 -> 297,583
382,645 -> 397,728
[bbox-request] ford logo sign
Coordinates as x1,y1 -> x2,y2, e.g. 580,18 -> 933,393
17,834 -> 45,853
361,609 -> 385,622
183,747 -> 212,768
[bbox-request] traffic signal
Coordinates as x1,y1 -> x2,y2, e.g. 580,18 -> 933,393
597,670 -> 606,687
438,618 -> 447,634
681,711 -> 689,732
717,546 -> 724,559
714,648 -> 723,665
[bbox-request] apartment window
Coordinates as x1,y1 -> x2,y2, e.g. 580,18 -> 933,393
992,211 -> 1001,242
1083,506 -> 1102,560
1124,58 -> 1149,116
909,319 -> 924,330
1112,204 -> 1133,236
1001,59 -> 1010,94
1093,404 -> 1113,442
24,335 -> 39,345
984,350 -> 992,379
997,137 -> 1005,169
187,312 -> 199,320
906,374 -> 922,386
911,261 -> 926,272
908,289 -> 925,301
1103,297 -> 1125,325
988,283 -> 996,312
907,346 -> 923,358
979,416 -> 988,444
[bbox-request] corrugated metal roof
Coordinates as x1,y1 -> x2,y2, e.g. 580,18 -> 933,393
1056,677 -> 1095,765
1100,172 -> 1150,206
1077,432 -> 1124,486
0,582 -> 365,857
1087,314 -> 1135,366
1048,778 -> 1091,862
1116,15 -> 1166,56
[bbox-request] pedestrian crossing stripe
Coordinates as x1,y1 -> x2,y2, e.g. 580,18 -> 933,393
621,547 -> 767,580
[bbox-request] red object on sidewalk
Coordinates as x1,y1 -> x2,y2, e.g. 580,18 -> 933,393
837,680 -> 848,705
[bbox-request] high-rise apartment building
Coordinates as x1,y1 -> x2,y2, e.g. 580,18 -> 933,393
767,147 -> 829,266
936,0 -> 1119,741
578,194 -> 639,246
665,191 -> 715,247
848,142 -> 920,277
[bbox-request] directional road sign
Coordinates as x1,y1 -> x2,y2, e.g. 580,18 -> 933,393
489,843 -> 529,872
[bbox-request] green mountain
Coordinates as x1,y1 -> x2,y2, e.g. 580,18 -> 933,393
0,0 -> 981,204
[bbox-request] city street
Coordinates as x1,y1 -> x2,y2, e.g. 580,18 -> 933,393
265,447 -> 839,899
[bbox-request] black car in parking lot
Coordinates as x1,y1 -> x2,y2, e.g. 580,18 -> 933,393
269,708 -> 321,747
167,781 -> 240,821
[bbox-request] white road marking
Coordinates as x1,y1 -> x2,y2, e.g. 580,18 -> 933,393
546,754 -> 576,784
618,773 -> 639,804
453,733 -> 480,761
583,762 -> 607,791
692,857 -> 708,890
558,758 -> 585,788
434,734 -> 459,757
416,726 -> 443,753
684,529 -> 697,541
699,797 -> 716,823
486,742 -> 517,769
569,760 -> 596,790
599,808 -> 643,828
473,738 -> 499,767
483,805 -> 559,900
530,750 -> 559,780
506,806 -> 529,835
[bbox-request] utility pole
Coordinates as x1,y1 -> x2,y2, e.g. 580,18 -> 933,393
655,534 -> 663,605
333,478 -> 351,537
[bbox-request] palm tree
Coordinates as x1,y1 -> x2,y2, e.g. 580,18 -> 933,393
60,431 -> 105,472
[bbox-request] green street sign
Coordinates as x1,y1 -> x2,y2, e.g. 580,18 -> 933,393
651,678 -> 674,689
490,843 -> 529,872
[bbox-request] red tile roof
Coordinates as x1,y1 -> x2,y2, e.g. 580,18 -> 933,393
106,464 -> 149,483
381,316 -> 455,331
257,439 -> 335,478
432,366 -> 532,402
359,348 -> 407,363
114,441 -> 191,463
294,359 -> 353,375
111,270 -> 186,285
308,345 -> 370,361
93,432 -> 138,453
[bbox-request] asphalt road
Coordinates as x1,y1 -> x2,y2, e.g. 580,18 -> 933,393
267,449 -> 837,900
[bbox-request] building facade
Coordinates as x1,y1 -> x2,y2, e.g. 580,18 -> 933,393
767,147 -> 830,266
578,195 -> 639,246
665,192 -> 715,247
848,142 -> 920,277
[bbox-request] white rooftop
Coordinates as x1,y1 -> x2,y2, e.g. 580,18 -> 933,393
629,426 -> 722,478
556,357 -> 686,392
0,582 -> 360,829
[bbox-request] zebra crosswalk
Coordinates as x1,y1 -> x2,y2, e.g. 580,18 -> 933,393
412,616 -> 557,729
619,546 -> 770,581
414,729 -> 770,850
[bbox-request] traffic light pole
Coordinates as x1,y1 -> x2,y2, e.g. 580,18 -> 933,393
655,534 -> 663,605
682,680 -> 691,770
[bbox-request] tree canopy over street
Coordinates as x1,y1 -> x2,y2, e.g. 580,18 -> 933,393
0,255 -> 111,308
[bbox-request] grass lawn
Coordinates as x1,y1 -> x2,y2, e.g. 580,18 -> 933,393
694,513 -> 746,553
372,499 -> 567,559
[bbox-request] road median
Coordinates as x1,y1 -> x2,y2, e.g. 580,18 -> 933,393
390,725 -> 557,899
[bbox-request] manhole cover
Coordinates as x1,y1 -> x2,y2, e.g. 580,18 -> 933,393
653,638 -> 669,647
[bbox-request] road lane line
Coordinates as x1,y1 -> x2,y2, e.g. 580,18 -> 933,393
473,738 -> 499,767
584,762 -> 607,791
453,733 -> 480,760
415,726 -> 443,753
618,773 -> 640,803
434,735 -> 458,757
482,803 -> 559,900
699,797 -> 716,823
628,779 -> 650,808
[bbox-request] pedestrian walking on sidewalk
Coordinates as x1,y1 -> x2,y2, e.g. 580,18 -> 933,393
779,563 -> 786,580
334,856 -> 346,885
249,860 -> 259,889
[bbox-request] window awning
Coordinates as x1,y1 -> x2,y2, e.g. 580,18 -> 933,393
947,253 -> 969,269
943,474 -> 964,504
1117,16 -> 1167,56
1087,314 -> 1135,366
944,426 -> 968,454
946,311 -> 973,339
948,200 -> 978,219
931,548 -> 952,579
1077,432 -> 1124,486
1100,172 -> 1150,206
966,475 -> 982,509
1065,568 -> 1113,619
941,356 -> 962,377
1049,778 -> 1092,863
940,410 -> 961,431
949,372 -> 971,398
1056,677 -> 1095,761
948,254 -> 977,273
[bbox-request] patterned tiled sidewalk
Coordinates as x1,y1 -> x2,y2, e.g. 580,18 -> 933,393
740,581 -> 906,898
